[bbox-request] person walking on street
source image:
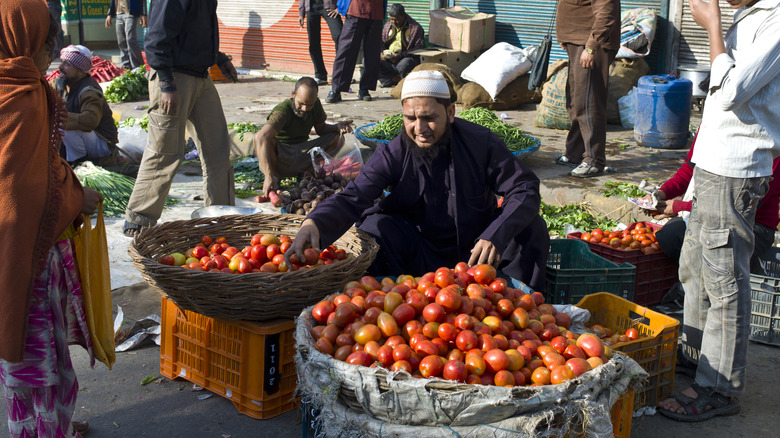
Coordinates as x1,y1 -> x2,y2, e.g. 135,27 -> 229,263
378,4 -> 424,88
105,0 -> 147,70
325,0 -> 386,103
1,1 -> 102,436
657,0 -> 780,422
554,0 -> 620,177
123,0 -> 238,237
299,0 -> 343,85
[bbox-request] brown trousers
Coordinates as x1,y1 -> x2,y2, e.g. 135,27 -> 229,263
126,71 -> 235,226
563,44 -> 616,170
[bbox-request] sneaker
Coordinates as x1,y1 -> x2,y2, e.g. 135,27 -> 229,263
570,162 -> 603,178
555,154 -> 579,168
358,89 -> 373,101
325,91 -> 341,103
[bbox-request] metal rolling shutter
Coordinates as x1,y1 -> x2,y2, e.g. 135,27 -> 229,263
217,0 -> 338,72
676,3 -> 735,67
452,0 -> 668,73
400,0 -> 434,37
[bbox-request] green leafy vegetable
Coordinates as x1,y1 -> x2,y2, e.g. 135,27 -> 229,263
73,162 -> 178,217
363,114 -> 403,141
140,375 -> 157,386
118,114 -> 149,132
105,67 -> 148,103
458,108 -> 537,153
540,201 -> 619,237
232,157 -> 264,184
602,181 -> 646,199
228,122 -> 261,141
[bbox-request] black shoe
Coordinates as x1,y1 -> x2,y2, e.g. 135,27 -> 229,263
358,89 -> 373,101
325,91 -> 341,103
315,78 -> 328,86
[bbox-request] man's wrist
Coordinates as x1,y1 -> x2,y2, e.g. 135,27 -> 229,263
585,47 -> 597,55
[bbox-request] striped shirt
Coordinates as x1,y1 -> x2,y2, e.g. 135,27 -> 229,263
691,0 -> 780,178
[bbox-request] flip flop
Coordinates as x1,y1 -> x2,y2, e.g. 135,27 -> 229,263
122,220 -> 144,237
659,383 -> 740,422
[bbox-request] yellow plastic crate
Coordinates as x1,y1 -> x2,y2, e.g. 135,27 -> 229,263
160,297 -> 298,419
575,293 -> 680,407
570,389 -> 634,438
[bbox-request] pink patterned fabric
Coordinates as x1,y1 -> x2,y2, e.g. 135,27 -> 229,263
0,240 -> 92,438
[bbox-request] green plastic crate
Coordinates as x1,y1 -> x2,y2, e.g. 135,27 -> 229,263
545,239 -> 636,304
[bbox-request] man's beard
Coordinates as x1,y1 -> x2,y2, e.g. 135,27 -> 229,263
402,125 -> 451,163
293,108 -> 307,119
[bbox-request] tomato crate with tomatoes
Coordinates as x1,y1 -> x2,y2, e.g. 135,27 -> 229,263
545,239 -> 636,305
159,297 -> 299,420
575,293 -> 680,407
567,222 -> 678,306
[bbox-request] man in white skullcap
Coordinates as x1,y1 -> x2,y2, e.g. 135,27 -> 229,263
289,70 -> 549,290
52,45 -> 118,165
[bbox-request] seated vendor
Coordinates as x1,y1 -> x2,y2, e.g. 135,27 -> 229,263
641,133 -> 780,276
254,76 -> 353,196
378,4 -> 424,88
53,45 -> 118,165
287,71 -> 550,291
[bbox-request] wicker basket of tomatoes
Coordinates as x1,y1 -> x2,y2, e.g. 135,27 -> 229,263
128,213 -> 378,321
566,222 -> 678,306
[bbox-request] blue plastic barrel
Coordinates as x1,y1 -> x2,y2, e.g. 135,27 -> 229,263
634,75 -> 692,149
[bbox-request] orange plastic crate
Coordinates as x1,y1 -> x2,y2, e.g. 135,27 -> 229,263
575,293 -> 680,407
160,297 -> 298,419
571,389 -> 634,438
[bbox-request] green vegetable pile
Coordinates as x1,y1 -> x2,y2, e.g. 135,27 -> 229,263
363,114 -> 403,141
232,157 -> 265,184
118,114 -> 149,132
73,162 -> 177,217
602,181 -> 646,199
228,122 -> 261,141
105,67 -> 148,103
540,201 -> 619,237
458,107 -> 537,153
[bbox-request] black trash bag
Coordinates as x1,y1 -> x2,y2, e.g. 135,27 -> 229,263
528,35 -> 552,91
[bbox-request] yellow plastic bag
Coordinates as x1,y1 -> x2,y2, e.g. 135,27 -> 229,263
73,203 -> 116,369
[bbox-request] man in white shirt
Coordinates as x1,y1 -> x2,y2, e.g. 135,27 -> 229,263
658,0 -> 780,422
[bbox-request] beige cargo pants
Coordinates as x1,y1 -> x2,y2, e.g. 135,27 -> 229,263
126,71 -> 235,227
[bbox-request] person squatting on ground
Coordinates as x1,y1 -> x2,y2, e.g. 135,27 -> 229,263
657,0 -> 780,423
289,71 -> 550,291
253,77 -> 353,197
0,1 -> 103,436
105,0 -> 148,70
377,4 -> 423,88
124,0 -> 238,237
52,45 -> 119,166
554,0 -> 620,177
325,0 -> 386,103
299,0 -> 343,85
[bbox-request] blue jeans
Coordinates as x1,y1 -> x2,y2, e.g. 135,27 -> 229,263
679,167 -> 770,397
115,14 -> 143,69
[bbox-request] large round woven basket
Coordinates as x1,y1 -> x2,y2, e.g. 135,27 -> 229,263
128,213 -> 378,321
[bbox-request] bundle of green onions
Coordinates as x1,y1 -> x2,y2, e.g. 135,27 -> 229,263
73,162 -> 177,217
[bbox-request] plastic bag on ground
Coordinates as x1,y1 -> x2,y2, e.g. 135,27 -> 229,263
461,42 -> 533,100
116,125 -> 147,163
309,134 -> 363,180
619,87 -> 638,128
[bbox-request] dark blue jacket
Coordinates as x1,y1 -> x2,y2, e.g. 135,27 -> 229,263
144,0 -> 229,81
308,118 -> 543,262
108,0 -> 147,17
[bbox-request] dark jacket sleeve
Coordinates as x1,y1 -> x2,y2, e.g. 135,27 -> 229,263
144,0 -> 188,83
404,17 -> 425,55
306,142 -> 398,247
108,0 -> 116,16
475,133 -> 542,255
587,0 -> 621,52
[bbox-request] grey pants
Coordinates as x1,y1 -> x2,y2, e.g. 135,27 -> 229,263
679,167 -> 770,396
125,71 -> 235,227
115,14 -> 143,69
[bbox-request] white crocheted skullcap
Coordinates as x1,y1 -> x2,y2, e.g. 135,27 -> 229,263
401,70 -> 451,100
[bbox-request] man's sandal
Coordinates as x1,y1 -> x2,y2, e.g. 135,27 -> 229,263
659,383 -> 740,422
123,220 -> 144,237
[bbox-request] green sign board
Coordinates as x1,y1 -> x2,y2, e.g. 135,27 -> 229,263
64,0 -> 111,21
